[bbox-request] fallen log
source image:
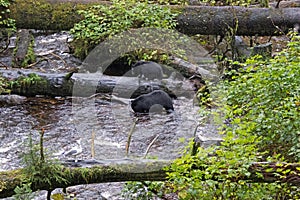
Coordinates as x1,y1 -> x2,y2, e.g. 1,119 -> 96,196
0,68 -> 195,98
0,159 -> 300,198
176,6 -> 300,36
0,53 -> 221,98
169,57 -> 219,81
5,0 -> 300,36
0,159 -> 169,198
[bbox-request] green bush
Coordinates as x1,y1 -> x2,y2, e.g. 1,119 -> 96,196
70,0 -> 178,60
223,34 -> 300,161
19,133 -> 68,196
164,33 -> 300,199
0,0 -> 16,52
166,138 -> 300,199
122,181 -> 165,199
0,0 -> 16,29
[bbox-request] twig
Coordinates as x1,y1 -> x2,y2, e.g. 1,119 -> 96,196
0,60 -> 9,69
49,52 -> 68,68
0,36 -> 10,54
40,128 -> 45,163
269,16 -> 287,38
275,0 -> 281,8
125,118 -> 138,156
87,93 -> 111,101
64,68 -> 78,80
91,129 -> 95,158
207,35 -> 224,55
143,134 -> 160,159
191,123 -> 203,156
26,57 -> 47,68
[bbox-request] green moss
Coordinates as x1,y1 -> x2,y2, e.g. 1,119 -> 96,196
10,0 -> 51,30
8,73 -> 46,93
10,0 -> 95,30
0,169 -> 24,194
51,2 -> 94,30
0,75 -> 10,94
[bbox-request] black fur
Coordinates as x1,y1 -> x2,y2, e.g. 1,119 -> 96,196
131,90 -> 174,113
132,61 -> 163,80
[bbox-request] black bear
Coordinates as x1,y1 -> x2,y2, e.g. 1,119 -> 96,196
131,61 -> 163,80
131,90 -> 174,114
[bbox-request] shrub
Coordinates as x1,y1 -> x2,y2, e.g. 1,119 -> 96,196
0,0 -> 16,29
223,34 -> 300,161
164,33 -> 300,199
70,0 -> 178,60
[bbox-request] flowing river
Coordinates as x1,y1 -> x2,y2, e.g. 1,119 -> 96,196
0,31 -> 222,199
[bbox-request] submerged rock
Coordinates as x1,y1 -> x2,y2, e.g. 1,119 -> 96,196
0,94 -> 26,105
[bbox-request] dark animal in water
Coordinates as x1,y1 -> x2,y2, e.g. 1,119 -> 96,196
132,61 -> 164,80
131,90 -> 174,113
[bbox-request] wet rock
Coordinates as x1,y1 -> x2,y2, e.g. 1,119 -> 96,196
234,36 -> 251,61
0,95 -> 26,105
68,183 -> 134,200
195,129 -> 223,149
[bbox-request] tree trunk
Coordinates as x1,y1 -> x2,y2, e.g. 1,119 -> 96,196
176,6 -> 300,36
6,0 -> 300,36
0,159 -> 300,198
0,159 -> 169,198
0,68 -> 195,98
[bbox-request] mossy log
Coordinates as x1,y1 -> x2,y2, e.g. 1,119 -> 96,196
0,159 -> 300,198
0,159 -> 169,198
5,0 -> 300,36
0,68 -> 195,98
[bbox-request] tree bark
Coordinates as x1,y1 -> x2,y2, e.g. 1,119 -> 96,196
6,0 -> 300,36
0,159 -> 300,198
